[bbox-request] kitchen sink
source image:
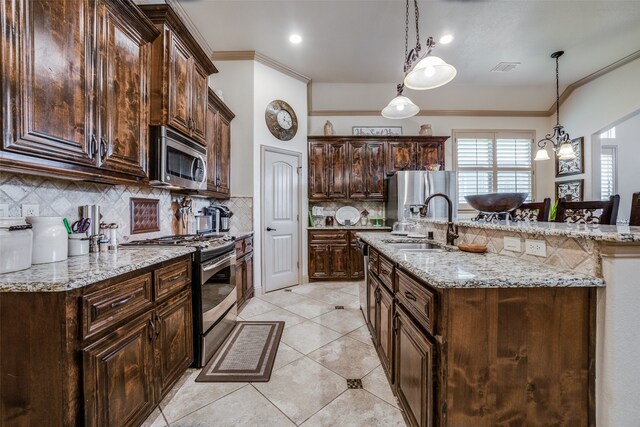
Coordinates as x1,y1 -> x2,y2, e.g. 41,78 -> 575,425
387,242 -> 445,253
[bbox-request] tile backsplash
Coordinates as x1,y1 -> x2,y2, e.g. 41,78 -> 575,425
0,172 -> 254,241
310,201 -> 385,221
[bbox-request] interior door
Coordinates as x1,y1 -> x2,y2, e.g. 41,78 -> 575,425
263,148 -> 300,292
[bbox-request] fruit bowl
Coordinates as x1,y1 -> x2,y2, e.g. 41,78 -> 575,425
464,193 -> 528,213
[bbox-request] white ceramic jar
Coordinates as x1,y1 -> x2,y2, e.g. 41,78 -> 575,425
68,233 -> 89,256
0,217 -> 33,274
26,216 -> 68,264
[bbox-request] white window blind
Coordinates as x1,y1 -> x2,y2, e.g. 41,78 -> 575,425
455,131 -> 534,207
601,146 -> 616,200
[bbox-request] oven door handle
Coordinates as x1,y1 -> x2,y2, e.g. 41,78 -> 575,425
202,253 -> 235,272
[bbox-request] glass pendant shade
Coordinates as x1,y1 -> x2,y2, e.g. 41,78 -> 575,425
557,141 -> 576,160
381,95 -> 419,119
404,56 -> 457,90
534,148 -> 551,161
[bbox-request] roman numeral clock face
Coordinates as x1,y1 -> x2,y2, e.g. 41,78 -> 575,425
265,99 -> 298,141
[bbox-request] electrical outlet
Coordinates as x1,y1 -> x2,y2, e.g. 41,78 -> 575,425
503,236 -> 521,252
0,204 -> 8,217
21,204 -> 39,217
525,239 -> 546,257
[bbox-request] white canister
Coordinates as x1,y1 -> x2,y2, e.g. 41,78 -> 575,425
68,233 -> 89,256
26,216 -> 68,264
0,217 -> 33,274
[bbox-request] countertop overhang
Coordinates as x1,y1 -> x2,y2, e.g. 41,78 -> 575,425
357,232 -> 604,289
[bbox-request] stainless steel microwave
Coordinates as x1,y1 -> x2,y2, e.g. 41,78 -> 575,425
149,126 -> 207,190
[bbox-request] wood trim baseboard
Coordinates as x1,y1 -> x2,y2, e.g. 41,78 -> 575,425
212,50 -> 311,83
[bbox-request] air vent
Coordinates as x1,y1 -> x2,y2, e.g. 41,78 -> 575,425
491,62 -> 521,72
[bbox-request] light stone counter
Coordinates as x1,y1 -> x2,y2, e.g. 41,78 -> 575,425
357,232 -> 604,289
0,246 -> 196,292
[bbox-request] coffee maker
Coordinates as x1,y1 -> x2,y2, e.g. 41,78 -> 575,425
208,205 -> 232,232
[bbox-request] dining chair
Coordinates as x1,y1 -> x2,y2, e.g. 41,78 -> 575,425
630,192 -> 640,226
510,198 -> 551,222
555,195 -> 620,225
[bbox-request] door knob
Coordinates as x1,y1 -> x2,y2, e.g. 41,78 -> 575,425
266,227 -> 277,231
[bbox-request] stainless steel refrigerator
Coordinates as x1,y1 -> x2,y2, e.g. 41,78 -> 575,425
386,171 -> 458,224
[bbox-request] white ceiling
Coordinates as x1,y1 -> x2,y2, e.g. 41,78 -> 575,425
177,0 -> 640,91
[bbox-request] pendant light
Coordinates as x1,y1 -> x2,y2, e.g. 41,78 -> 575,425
535,51 -> 576,161
381,0 -> 457,119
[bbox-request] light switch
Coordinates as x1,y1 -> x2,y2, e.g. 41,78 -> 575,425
503,236 -> 521,252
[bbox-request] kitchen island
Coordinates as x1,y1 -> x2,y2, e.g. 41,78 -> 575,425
358,231 -> 601,427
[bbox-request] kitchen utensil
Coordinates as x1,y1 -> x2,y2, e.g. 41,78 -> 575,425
457,243 -> 487,254
335,206 -> 360,225
26,216 -> 68,264
464,193 -> 528,213
0,217 -> 33,274
68,233 -> 89,256
71,218 -> 91,234
325,216 -> 334,226
63,218 -> 72,234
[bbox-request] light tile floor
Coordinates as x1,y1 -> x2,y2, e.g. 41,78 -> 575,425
143,281 -> 406,427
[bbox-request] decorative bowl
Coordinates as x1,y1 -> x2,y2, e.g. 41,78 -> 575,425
464,192 -> 528,213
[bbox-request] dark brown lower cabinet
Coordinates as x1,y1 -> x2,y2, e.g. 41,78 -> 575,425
376,283 -> 394,381
83,312 -> 156,427
394,305 -> 433,427
367,274 -> 378,341
236,235 -> 255,308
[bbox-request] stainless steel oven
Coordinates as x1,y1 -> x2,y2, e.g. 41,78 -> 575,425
193,243 -> 237,367
149,125 -> 207,190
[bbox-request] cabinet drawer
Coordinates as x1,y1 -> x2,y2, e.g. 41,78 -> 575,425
243,237 -> 253,254
397,269 -> 435,335
378,255 -> 395,292
368,247 -> 380,275
309,230 -> 348,242
155,259 -> 191,301
235,239 -> 245,258
82,273 -> 153,340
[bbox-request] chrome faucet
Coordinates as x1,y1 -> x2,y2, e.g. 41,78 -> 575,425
419,193 -> 459,246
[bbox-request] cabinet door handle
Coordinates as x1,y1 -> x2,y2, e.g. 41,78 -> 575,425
381,268 -> 391,276
90,134 -> 98,157
167,273 -> 183,283
148,319 -> 155,341
99,137 -> 108,161
155,314 -> 161,337
404,291 -> 417,301
110,294 -> 134,308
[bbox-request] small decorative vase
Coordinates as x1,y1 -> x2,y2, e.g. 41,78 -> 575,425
419,124 -> 432,136
324,120 -> 334,136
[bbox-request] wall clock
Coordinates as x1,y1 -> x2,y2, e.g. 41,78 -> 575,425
265,100 -> 298,141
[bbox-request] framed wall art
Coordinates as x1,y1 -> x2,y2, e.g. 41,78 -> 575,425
555,137 -> 584,177
352,126 -> 402,136
555,179 -> 584,202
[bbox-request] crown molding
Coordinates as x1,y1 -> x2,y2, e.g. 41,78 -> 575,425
212,50 -> 311,84
309,109 -> 549,117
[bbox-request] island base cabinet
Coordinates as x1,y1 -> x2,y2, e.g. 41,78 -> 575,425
376,283 -> 394,382
83,312 -> 156,427
394,306 -> 433,427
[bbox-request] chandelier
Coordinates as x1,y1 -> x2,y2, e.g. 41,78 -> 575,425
534,51 -> 576,161
382,0 -> 457,119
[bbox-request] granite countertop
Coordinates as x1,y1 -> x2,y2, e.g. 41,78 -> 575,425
419,218 -> 640,243
309,226 -> 392,231
0,246 -> 196,292
228,230 -> 254,239
357,232 -> 604,289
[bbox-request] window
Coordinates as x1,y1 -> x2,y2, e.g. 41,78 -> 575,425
454,131 -> 534,207
601,146 -> 617,200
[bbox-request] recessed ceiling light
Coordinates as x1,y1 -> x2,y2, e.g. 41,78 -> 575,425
439,34 -> 454,45
289,34 -> 302,44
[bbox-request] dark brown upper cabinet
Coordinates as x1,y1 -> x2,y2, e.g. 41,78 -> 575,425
204,89 -> 234,199
308,136 -> 447,201
140,4 -> 217,146
0,0 -> 159,184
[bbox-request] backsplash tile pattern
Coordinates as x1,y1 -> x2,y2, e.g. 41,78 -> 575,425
220,197 -> 253,233
310,201 -> 385,225
0,172 -> 173,242
417,221 -> 600,277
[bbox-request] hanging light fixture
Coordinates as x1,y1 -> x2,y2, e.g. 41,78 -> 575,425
535,51 -> 576,161
381,0 -> 457,119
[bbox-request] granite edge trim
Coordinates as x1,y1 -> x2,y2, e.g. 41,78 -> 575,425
419,219 -> 640,243
357,232 -> 604,289
1,247 -> 196,293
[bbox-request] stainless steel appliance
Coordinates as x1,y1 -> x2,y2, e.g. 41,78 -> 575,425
355,238 -> 369,321
149,125 -> 207,190
121,233 -> 236,367
386,171 -> 458,224
209,205 -> 232,232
